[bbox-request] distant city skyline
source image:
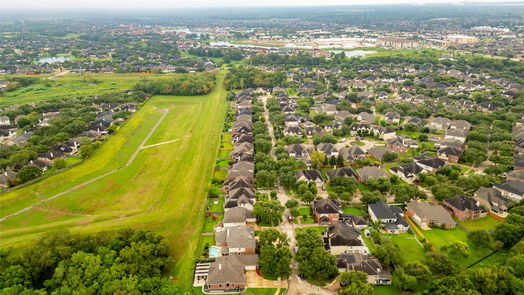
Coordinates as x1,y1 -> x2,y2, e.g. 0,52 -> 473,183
2,0 -> 524,10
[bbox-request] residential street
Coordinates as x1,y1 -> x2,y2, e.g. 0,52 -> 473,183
262,95 -> 337,295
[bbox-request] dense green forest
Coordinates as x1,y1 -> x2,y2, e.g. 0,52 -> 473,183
0,229 -> 180,294
133,73 -> 216,96
223,66 -> 288,90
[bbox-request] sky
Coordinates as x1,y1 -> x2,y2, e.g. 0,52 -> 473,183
1,0 -> 523,9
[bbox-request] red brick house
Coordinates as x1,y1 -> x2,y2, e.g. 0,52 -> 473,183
313,199 -> 342,224
442,195 -> 485,220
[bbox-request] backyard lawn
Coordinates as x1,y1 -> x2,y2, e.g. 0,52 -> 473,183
459,216 -> 501,232
208,197 -> 225,212
216,159 -> 229,168
203,214 -> 223,233
389,233 -> 427,263
374,285 -> 401,295
342,207 -> 365,216
422,227 -> 493,267
0,74 -> 228,288
218,149 -> 231,159
213,169 -> 228,181
198,235 -> 216,258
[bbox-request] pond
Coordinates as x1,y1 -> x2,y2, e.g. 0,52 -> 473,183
37,56 -> 70,64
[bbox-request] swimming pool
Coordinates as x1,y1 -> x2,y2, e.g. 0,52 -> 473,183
209,246 -> 220,258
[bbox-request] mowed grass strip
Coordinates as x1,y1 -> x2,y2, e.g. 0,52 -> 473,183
0,75 -> 227,288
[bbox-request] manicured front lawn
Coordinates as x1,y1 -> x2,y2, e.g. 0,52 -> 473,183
459,216 -> 501,232
297,207 -> 315,224
343,207 -> 365,216
208,197 -> 225,212
374,285 -> 401,295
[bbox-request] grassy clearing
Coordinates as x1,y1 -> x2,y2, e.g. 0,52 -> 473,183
389,233 -> 427,263
213,169 -> 228,181
0,73 -> 177,107
203,214 -> 223,233
374,285 -> 401,295
459,216 -> 501,232
208,197 -> 225,212
422,227 -> 492,267
198,235 -> 215,258
0,74 -> 227,288
342,207 -> 364,216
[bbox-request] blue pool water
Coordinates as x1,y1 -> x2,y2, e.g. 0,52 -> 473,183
209,247 -> 220,258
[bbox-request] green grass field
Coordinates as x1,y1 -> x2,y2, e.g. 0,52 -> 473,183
0,73 -> 178,107
374,285 -> 401,295
389,233 -> 427,264
0,74 -> 227,287
342,207 -> 365,216
422,227 -> 492,267
459,216 -> 501,232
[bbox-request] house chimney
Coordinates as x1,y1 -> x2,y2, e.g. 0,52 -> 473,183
227,229 -> 230,238
219,264 -> 222,270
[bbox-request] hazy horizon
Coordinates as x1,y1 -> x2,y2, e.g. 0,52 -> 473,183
2,0 -> 524,10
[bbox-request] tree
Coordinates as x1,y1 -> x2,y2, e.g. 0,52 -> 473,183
431,185 -> 464,201
255,139 -> 272,154
373,238 -> 402,268
80,142 -> 95,158
285,199 -> 298,209
391,184 -> 427,203
310,151 -> 325,169
18,165 -> 43,183
339,271 -> 373,295
382,151 -> 399,162
53,158 -> 67,170
441,241 -> 470,259
253,200 -> 285,226
329,176 -> 358,197
258,229 -> 291,280
256,170 -> 277,188
426,251 -> 457,275
296,229 -> 338,281
366,177 -> 391,193
393,268 -> 418,292
301,190 -> 315,204
467,230 -> 492,249
360,190 -> 385,205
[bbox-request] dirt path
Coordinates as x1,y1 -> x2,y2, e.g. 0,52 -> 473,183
0,109 -> 173,223
48,70 -> 70,79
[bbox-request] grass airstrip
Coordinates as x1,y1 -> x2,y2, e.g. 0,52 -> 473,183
0,74 -> 227,287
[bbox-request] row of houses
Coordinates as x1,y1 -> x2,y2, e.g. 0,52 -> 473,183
195,91 -> 259,293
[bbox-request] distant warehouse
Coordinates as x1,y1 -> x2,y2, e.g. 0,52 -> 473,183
376,37 -> 419,49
